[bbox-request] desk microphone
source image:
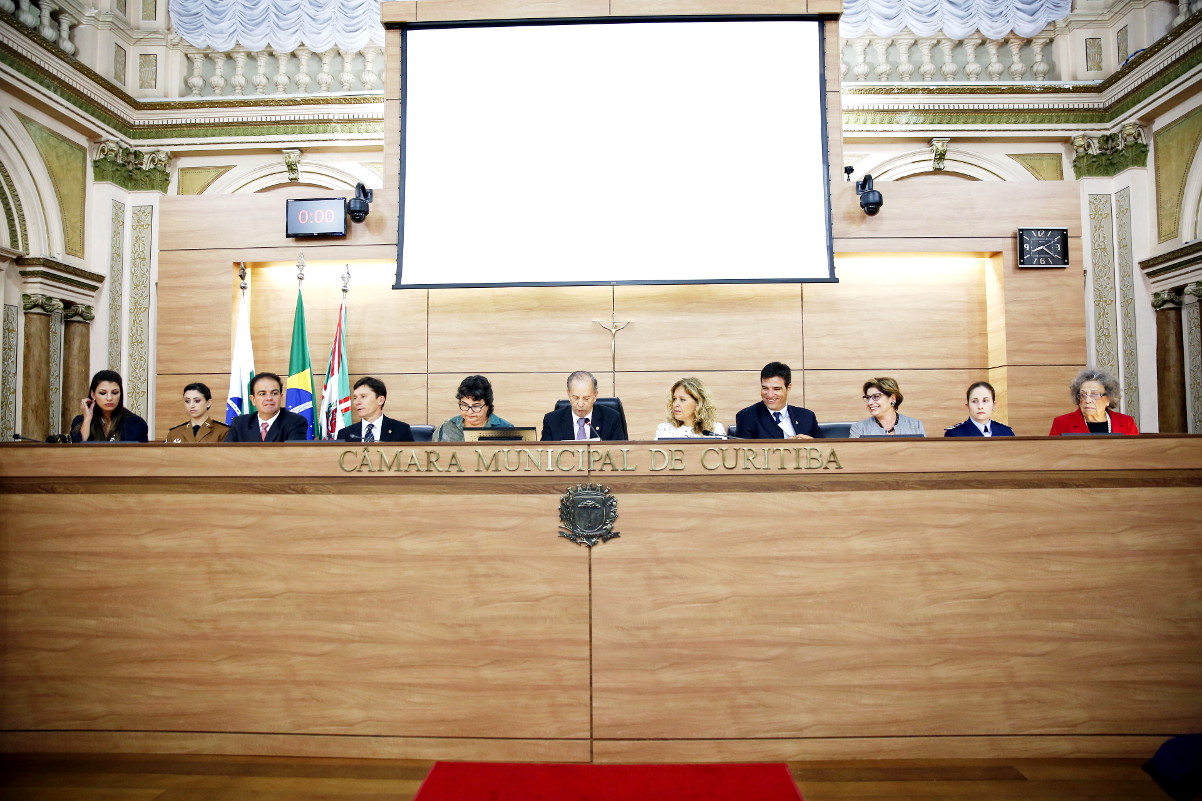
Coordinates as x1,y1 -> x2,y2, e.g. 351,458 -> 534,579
12,432 -> 70,443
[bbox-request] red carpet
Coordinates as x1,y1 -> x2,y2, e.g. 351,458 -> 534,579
414,762 -> 803,801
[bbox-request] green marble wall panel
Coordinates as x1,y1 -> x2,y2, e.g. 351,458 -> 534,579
1008,154 -> 1064,181
17,114 -> 86,258
1089,193 -> 1119,379
49,308 -> 62,435
109,200 -> 126,372
1115,187 -> 1138,424
177,166 -> 233,195
128,205 -> 153,418
1154,107 -> 1202,243
1,304 -> 16,442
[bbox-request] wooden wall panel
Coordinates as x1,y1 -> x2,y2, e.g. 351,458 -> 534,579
614,284 -> 804,373
2,492 -> 590,739
156,252 -> 236,376
427,286 -> 612,375
591,486 -> 1202,740
804,255 -> 987,371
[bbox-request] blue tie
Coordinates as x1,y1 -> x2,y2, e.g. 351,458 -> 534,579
773,412 -> 782,425
364,423 -> 375,442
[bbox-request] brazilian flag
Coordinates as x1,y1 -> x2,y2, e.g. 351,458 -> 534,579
286,289 -> 317,440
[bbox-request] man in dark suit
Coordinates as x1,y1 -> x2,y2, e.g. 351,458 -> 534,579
944,381 -> 1015,437
541,371 -> 628,441
734,362 -> 822,439
336,376 -> 414,442
224,372 -> 310,442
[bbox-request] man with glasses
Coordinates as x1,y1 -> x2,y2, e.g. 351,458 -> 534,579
225,372 -> 310,442
433,374 -> 513,441
733,362 -> 822,439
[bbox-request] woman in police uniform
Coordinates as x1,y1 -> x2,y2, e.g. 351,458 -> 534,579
166,382 -> 230,443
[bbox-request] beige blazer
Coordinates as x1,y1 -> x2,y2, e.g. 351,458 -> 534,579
165,418 -> 230,443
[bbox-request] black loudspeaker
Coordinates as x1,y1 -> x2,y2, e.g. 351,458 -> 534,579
1144,734 -> 1202,801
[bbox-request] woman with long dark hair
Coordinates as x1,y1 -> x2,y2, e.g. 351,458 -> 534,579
69,370 -> 149,442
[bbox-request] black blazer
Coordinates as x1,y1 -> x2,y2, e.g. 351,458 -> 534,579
224,409 -> 309,442
541,403 -> 627,441
69,412 -> 149,443
733,402 -> 822,439
944,419 -> 1015,437
336,415 -> 414,442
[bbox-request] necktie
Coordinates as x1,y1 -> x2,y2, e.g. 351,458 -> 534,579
260,421 -> 269,441
773,411 -> 783,427
364,422 -> 375,442
192,424 -> 200,436
983,425 -> 990,436
577,417 -> 588,440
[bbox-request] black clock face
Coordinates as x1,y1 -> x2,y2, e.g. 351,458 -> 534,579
1018,228 -> 1068,267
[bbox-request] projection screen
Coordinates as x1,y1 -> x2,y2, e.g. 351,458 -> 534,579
396,18 -> 833,289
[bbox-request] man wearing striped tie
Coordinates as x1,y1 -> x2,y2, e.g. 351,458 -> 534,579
224,372 -> 310,442
335,377 -> 415,442
540,371 -> 628,442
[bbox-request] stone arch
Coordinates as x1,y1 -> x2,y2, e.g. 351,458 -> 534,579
1180,146 -> 1202,241
871,148 -> 1033,182
206,161 -> 378,194
0,109 -> 62,257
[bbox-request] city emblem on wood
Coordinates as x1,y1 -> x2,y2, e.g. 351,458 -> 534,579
558,484 -> 620,547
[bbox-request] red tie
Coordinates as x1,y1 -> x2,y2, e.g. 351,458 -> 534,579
260,421 -> 270,441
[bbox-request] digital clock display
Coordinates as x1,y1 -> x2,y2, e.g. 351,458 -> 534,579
286,198 -> 348,238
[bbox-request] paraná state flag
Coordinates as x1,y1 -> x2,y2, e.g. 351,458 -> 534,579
225,288 -> 256,423
319,297 -> 351,439
286,289 -> 317,440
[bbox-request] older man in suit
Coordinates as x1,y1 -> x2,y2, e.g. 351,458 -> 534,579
224,372 -> 310,442
541,371 -> 627,441
734,361 -> 822,439
336,376 -> 414,442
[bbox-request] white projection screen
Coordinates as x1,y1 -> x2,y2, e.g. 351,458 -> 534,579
396,18 -> 834,289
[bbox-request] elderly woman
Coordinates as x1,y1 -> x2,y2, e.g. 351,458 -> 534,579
850,377 -> 926,437
654,377 -> 726,439
165,382 -> 230,443
1049,367 -> 1139,435
433,374 -> 513,441
69,369 -> 149,442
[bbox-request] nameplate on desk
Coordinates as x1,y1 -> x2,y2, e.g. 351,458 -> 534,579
337,444 -> 843,474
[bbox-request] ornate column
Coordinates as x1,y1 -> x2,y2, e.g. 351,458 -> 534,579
1186,282 -> 1202,433
1151,289 -> 1187,433
21,294 -> 63,440
61,304 -> 94,434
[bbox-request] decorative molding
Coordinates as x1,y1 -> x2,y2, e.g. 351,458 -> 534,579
16,256 -> 104,305
1116,187 -> 1139,423
127,204 -> 152,419
1140,239 -> 1202,293
1071,126 -> 1149,178
93,140 -> 170,193
930,137 -> 950,171
108,199 -> 125,371
1151,288 -> 1185,308
21,293 -> 65,315
1,303 -> 16,443
282,148 -> 301,182
0,160 -> 27,253
48,306 -> 62,434
1089,194 -> 1120,378
63,304 -> 94,322
1185,294 -> 1201,433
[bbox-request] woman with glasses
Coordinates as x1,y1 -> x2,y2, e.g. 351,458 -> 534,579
1049,367 -> 1138,435
433,374 -> 513,441
849,377 -> 926,437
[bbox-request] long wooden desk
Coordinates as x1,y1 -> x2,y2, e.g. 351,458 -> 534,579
2,438 -> 1200,762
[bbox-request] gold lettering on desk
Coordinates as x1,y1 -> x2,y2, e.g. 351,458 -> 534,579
698,446 -> 844,471
596,448 -> 637,472
648,447 -> 685,471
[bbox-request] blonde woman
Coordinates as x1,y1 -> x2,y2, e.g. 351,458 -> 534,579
654,377 -> 726,439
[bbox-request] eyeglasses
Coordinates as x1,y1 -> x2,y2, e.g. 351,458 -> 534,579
1078,391 -> 1107,400
458,401 -> 486,413
862,393 -> 886,403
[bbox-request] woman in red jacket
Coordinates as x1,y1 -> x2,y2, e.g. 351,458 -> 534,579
1049,367 -> 1139,435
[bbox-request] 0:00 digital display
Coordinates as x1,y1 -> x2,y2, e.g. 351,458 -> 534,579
286,198 -> 347,238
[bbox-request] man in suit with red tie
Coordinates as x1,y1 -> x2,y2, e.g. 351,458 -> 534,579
335,376 -> 414,442
224,372 -> 310,442
540,371 -> 627,441
733,362 -> 822,439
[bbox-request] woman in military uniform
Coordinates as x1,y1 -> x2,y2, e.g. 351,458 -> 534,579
166,382 -> 230,443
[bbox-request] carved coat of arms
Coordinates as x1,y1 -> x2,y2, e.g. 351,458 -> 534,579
559,483 -> 619,547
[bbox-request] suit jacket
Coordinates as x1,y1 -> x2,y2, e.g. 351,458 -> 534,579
1049,410 -> 1139,436
69,412 -> 149,443
224,409 -> 310,442
336,415 -> 414,442
540,404 -> 628,441
165,418 -> 230,443
944,419 -> 1015,437
733,402 -> 822,439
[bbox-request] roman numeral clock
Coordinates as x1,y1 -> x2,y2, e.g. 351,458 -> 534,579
1017,227 -> 1069,267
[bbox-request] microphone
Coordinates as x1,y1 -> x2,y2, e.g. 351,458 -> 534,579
12,432 -> 70,443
